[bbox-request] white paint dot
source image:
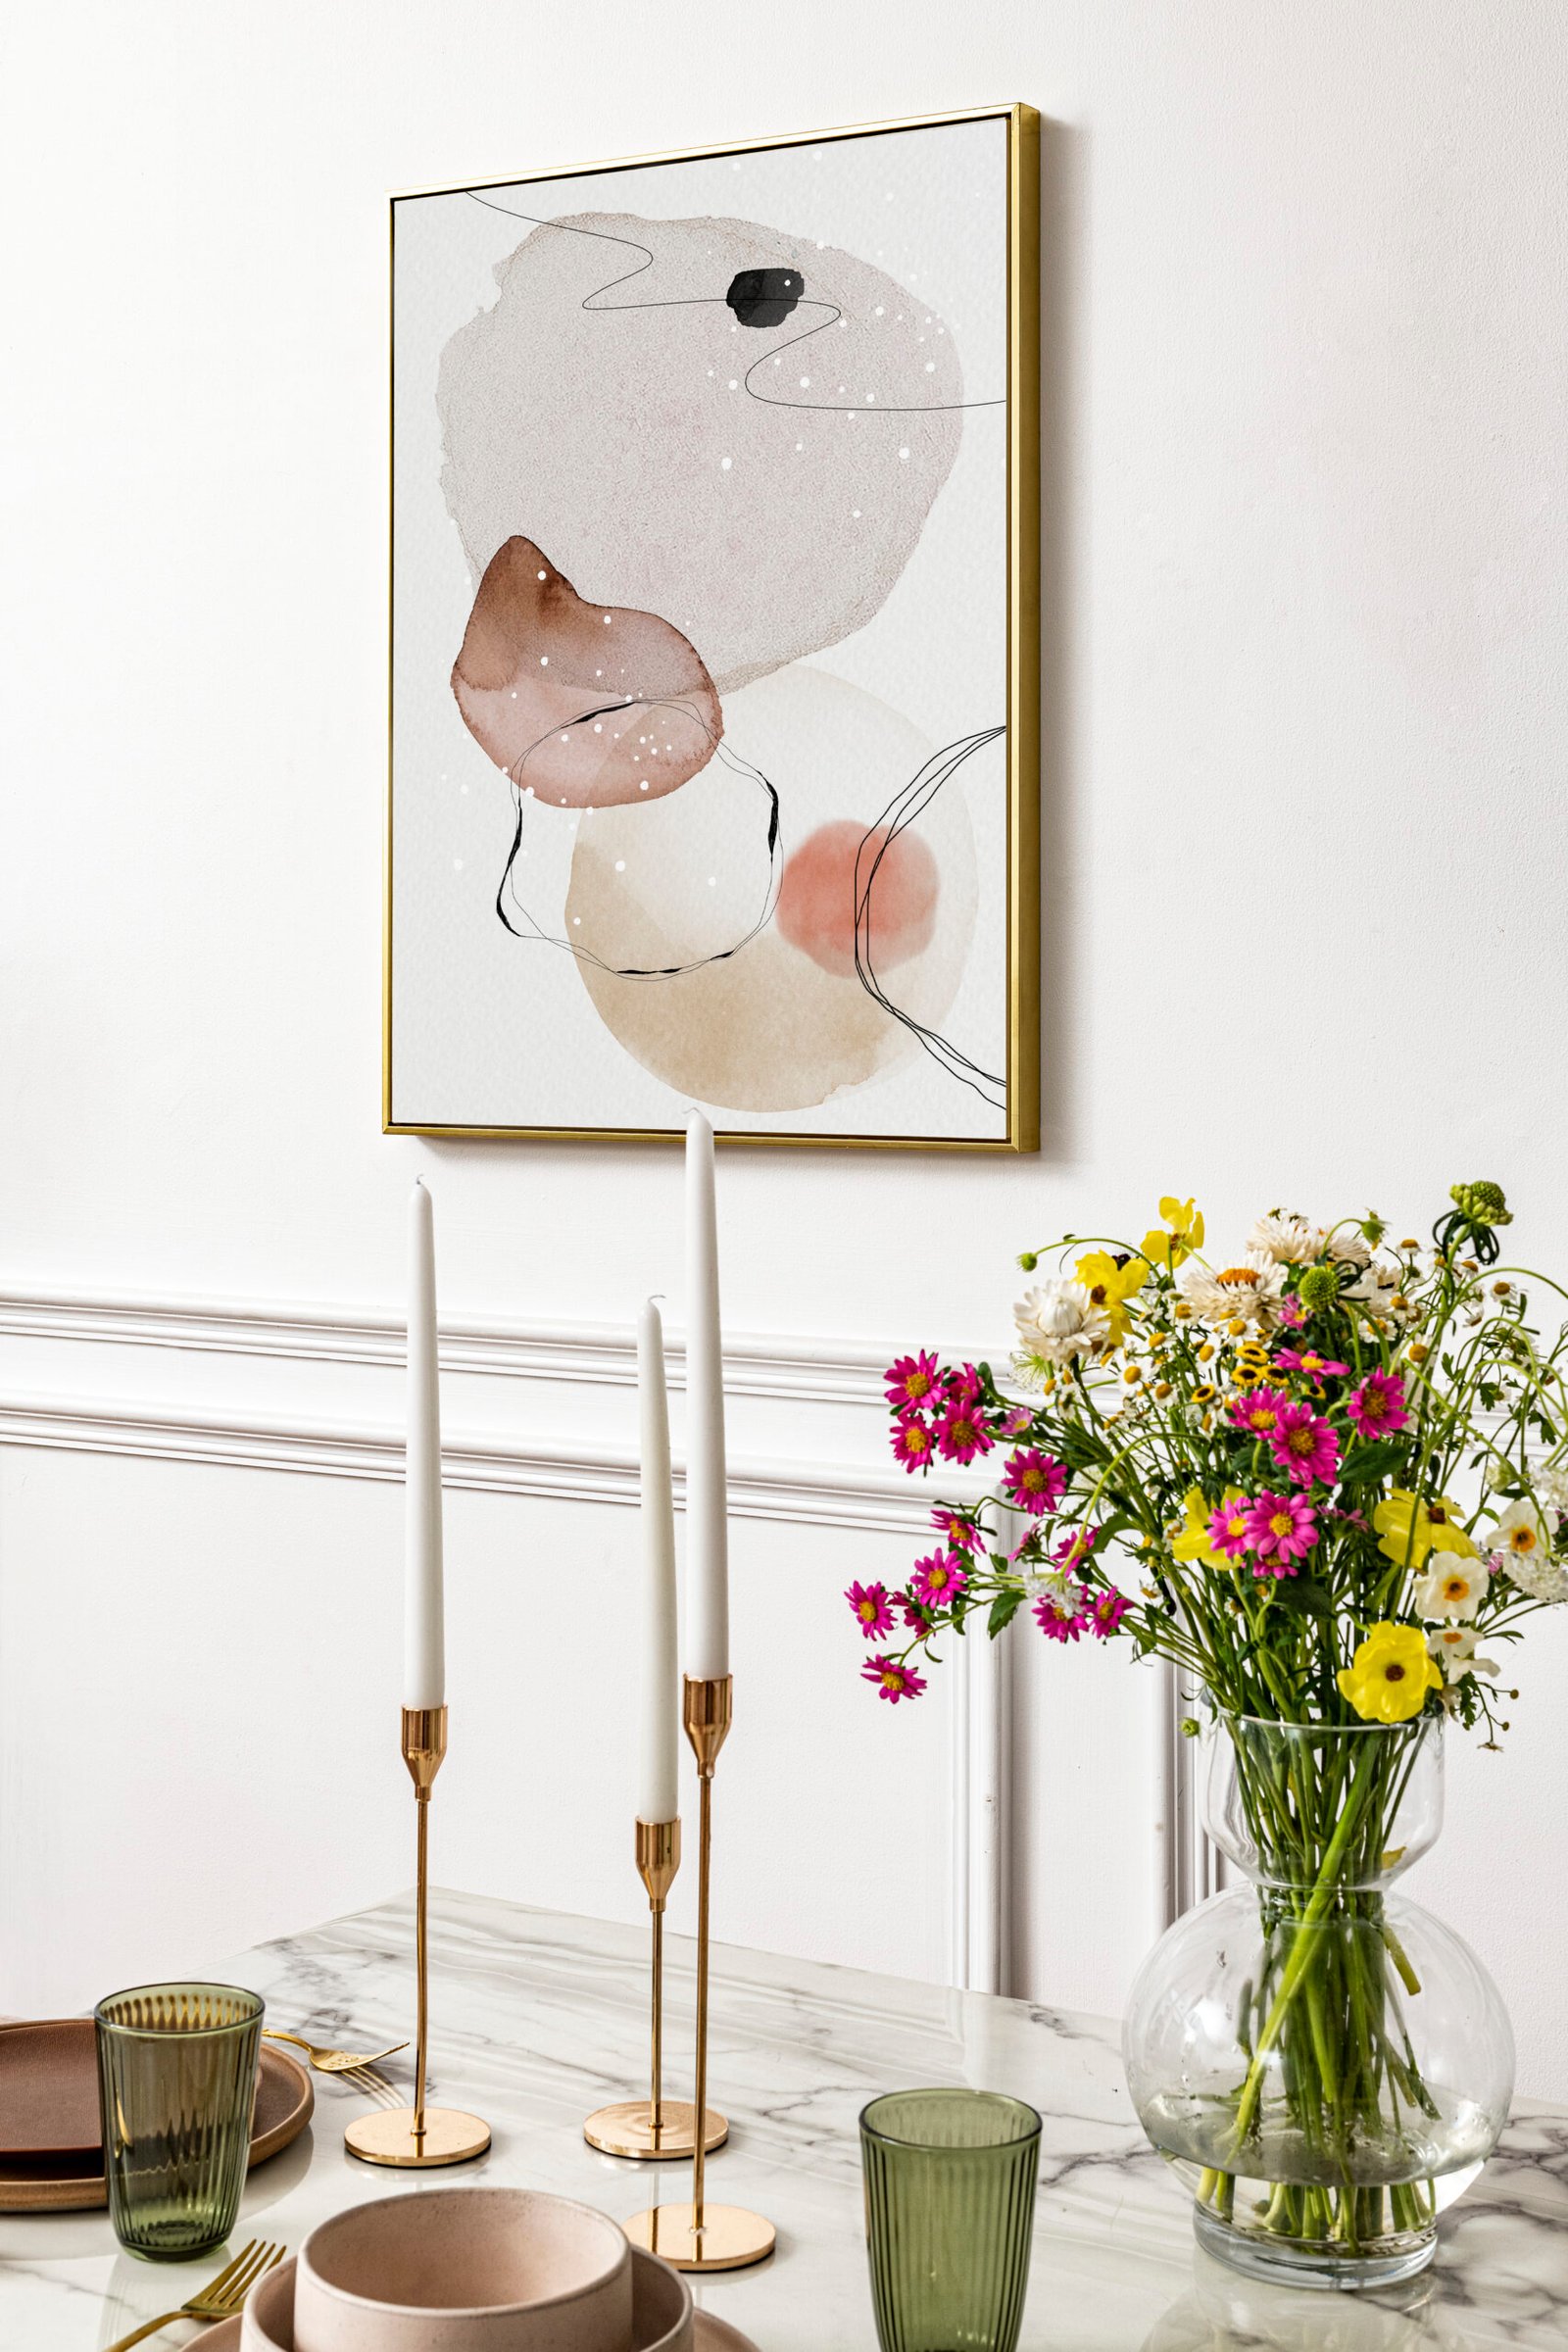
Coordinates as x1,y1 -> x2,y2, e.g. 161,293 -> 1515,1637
560,733 -> 568,742
537,568 -> 547,580
604,614 -> 612,623
593,722 -> 603,732
800,376 -> 810,387
899,446 -> 909,461
639,780 -> 650,791
852,508 -> 861,517
925,362 -> 935,372
727,378 -> 738,389
865,392 -> 876,402
453,858 -> 464,870
614,859 -> 626,872
795,439 -> 804,451
540,655 -> 549,664
874,305 -> 884,317
720,456 -> 732,470
572,915 -> 581,924
708,876 -> 716,887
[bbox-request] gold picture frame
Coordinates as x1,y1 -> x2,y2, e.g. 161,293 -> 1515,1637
385,103 -> 1039,1151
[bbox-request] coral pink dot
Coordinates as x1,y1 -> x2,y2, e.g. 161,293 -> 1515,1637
776,820 -> 939,981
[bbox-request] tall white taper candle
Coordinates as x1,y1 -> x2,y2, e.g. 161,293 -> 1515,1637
637,1298 -> 680,1822
684,1110 -> 730,1680
405,1179 -> 446,1709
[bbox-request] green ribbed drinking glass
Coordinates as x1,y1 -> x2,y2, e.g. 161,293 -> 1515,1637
95,1982 -> 264,2260
860,2088 -> 1042,2352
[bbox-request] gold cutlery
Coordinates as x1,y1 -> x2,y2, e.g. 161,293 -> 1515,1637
102,2238 -> 284,2352
262,2028 -> 409,2074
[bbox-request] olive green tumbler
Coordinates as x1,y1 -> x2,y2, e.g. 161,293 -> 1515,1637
95,1982 -> 264,2260
861,2088 -> 1042,2352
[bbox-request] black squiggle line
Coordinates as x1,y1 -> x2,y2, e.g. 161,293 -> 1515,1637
854,728 -> 1008,1107
464,192 -> 1001,414
494,694 -> 782,979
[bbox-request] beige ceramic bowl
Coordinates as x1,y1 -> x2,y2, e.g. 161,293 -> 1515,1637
244,2237 -> 692,2352
293,2188 -> 634,2352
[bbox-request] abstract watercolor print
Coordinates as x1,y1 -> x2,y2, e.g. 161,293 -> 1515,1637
388,108 -> 1037,1146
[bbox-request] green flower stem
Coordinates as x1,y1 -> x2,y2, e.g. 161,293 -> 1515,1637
1227,1736 -> 1382,2154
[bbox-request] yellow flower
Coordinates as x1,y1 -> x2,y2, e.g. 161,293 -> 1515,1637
1337,1624 -> 1443,1723
1373,1491 -> 1479,1569
1075,1250 -> 1149,1341
1171,1487 -> 1245,1569
1143,1198 -> 1205,1270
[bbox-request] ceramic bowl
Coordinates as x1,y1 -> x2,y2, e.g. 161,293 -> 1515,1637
293,2188 -> 634,2352
244,2239 -> 692,2352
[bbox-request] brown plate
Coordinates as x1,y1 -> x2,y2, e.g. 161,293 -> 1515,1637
0,2024 -> 313,2212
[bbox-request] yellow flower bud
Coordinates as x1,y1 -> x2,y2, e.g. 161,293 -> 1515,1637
1155,1381 -> 1173,1399
1407,1341 -> 1430,1364
1199,1343 -> 1215,1362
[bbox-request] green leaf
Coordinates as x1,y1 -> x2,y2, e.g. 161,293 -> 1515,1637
1340,1439 -> 1407,1486
1273,1578 -> 1334,1618
988,1591 -> 1024,1639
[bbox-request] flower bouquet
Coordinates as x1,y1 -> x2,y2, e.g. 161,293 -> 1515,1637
860,1184 -> 1565,2286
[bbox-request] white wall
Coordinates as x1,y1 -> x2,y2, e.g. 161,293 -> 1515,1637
2,3 -> 1566,2094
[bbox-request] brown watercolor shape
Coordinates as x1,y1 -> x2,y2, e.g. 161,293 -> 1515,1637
452,536 -> 723,808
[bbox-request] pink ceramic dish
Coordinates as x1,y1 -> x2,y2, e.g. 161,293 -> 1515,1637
281,2189 -> 693,2352
234,2248 -> 710,2352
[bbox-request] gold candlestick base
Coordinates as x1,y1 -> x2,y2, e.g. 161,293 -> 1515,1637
347,1705 -> 490,2172
624,1680 -> 774,2270
344,2105 -> 491,2168
583,2099 -> 728,2161
623,2200 -> 776,2273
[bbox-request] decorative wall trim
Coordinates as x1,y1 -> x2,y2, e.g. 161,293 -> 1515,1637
0,1392 -> 946,1536
0,1287 -> 981,1539
0,1284 -> 1011,1983
0,1289 -> 904,1409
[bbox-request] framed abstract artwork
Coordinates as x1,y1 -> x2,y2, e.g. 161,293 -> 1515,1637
386,103 -> 1038,1150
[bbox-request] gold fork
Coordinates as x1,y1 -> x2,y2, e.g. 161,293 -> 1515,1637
263,2027 -> 408,2073
102,2238 -> 285,2352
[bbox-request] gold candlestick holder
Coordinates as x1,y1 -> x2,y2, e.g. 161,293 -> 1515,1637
624,1677 -> 775,2272
345,1706 -> 491,2169
585,1817 -> 728,2161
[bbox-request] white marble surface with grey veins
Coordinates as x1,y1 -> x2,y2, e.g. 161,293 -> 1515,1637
2,1888 -> 1563,2348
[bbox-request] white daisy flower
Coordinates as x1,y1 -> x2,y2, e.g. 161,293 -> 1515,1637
1485,1496 -> 1551,1571
1013,1280 -> 1111,1364
1176,1251 -> 1287,1329
1426,1626 -> 1500,1685
1415,1558 -> 1487,1622
1325,1227 -> 1373,1269
1498,1550 -> 1568,1604
1346,1258 -> 1400,1303
1248,1213 -> 1323,1265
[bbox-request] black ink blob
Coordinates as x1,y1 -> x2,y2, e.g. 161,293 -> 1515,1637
724,267 -> 805,328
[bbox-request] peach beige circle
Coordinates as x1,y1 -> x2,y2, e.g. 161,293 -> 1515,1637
564,664 -> 977,1114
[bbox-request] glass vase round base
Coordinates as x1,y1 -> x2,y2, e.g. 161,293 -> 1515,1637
1192,2193 -> 1438,2292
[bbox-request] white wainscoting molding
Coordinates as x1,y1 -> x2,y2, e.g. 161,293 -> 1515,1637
0,1283 -> 1009,1986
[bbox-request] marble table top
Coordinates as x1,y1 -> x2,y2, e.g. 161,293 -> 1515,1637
2,1888 -> 1563,2349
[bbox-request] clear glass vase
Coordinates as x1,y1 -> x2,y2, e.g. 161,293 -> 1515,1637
1123,1717 -> 1514,2290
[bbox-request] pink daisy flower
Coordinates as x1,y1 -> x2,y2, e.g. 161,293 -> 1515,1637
1244,1490 -> 1317,1574
1207,1497 -> 1252,1558
898,1592 -> 931,1629
1002,1446 -> 1067,1517
1275,1347 -> 1349,1379
910,1550 -> 969,1609
1278,1295 -> 1307,1328
891,1415 -> 936,1474
944,1361 -> 984,1405
998,1404 -> 1036,1438
932,1507 -> 982,1553
846,1580 -> 895,1639
1033,1589 -> 1089,1642
1229,1386 -> 1291,1439
1054,1525 -> 1099,1571
1347,1368 -> 1409,1439
1268,1403 -> 1341,1488
862,1654 -> 928,1703
1087,1588 -> 1130,1639
936,1402 -> 995,1466
885,1351 -> 943,1412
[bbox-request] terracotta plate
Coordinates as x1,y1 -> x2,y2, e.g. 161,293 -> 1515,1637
0,2022 -> 312,2212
